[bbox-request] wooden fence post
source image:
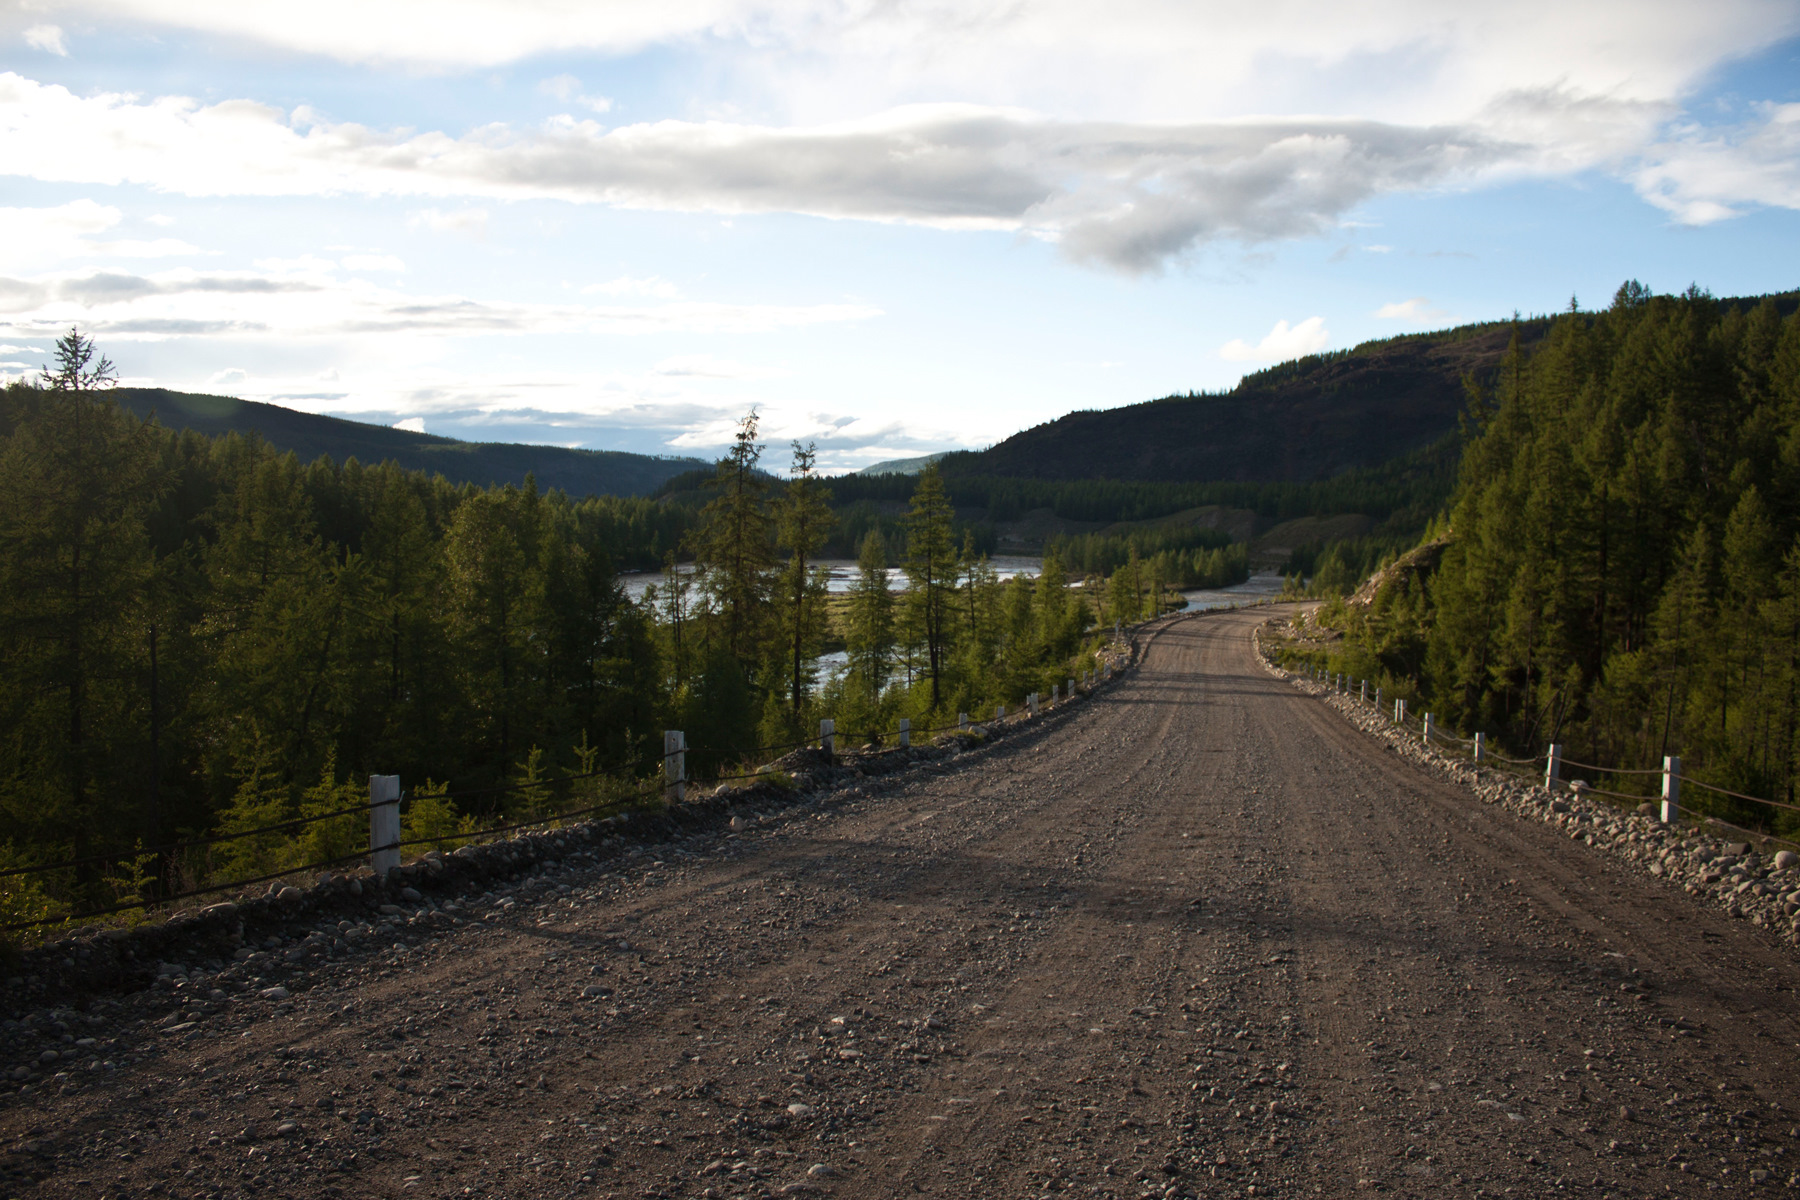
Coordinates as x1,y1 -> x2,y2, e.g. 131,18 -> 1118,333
1545,743 -> 1563,791
958,712 -> 969,731
1028,693 -> 1039,718
369,775 -> 401,875
1422,712 -> 1435,745
898,718 -> 910,748
820,718 -> 835,757
664,730 -> 686,803
1661,755 -> 1681,824
1473,731 -> 1485,764
996,704 -> 1006,721
1067,677 -> 1076,698
1394,698 -> 1406,725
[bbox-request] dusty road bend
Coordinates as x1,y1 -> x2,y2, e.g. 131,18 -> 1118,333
10,605 -> 1800,1200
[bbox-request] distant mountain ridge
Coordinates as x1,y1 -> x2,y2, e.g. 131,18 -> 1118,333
954,320 -> 1545,483
111,388 -> 705,497
950,292 -> 1800,484
854,451 -> 951,476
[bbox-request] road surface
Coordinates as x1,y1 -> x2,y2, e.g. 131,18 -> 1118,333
10,606 -> 1800,1199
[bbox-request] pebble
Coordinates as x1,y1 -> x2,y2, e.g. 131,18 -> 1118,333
1776,850 -> 1799,870
787,1103 -> 814,1116
806,1163 -> 834,1177
259,986 -> 291,1000
276,886 -> 302,902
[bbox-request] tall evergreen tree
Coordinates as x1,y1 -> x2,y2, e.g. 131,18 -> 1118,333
691,413 -> 775,667
0,329 -> 164,874
903,464 -> 958,711
846,530 -> 895,706
772,441 -> 835,714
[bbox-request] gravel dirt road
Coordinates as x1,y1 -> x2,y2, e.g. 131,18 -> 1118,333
10,606 -> 1800,1199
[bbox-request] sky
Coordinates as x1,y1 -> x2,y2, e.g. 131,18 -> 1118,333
2,2 -> 1799,471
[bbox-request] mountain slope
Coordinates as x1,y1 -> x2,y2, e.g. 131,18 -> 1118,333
963,320 -> 1545,483
111,388 -> 704,497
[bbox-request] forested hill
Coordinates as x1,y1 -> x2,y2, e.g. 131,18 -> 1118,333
959,301 -> 1794,483
1300,284 -> 1800,834
110,387 -> 704,498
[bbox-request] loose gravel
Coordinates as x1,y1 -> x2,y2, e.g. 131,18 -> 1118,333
3,607 -> 1798,1200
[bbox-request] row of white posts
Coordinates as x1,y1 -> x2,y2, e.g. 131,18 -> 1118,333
1307,663 -> 1685,825
362,663 -> 1123,872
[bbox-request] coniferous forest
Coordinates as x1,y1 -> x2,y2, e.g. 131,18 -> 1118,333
0,335 -> 1128,927
1303,284 -> 1800,836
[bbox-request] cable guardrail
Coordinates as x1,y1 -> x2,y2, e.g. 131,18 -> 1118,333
1556,757 -> 1666,777
1288,658 -> 1800,839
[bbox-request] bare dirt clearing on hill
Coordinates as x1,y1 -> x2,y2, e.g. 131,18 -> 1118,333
9,607 -> 1800,1200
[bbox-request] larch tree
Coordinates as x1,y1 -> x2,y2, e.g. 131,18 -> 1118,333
772,441 -> 835,714
846,529 -> 895,706
903,464 -> 958,711
691,413 -> 775,667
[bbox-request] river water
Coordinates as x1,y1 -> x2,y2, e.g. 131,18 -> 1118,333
617,554 -> 1045,604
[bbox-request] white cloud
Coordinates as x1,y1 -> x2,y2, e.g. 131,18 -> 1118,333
1632,102 -> 1800,224
23,25 -> 68,55
340,253 -> 407,273
0,262 -> 882,342
0,199 -> 205,269
1219,316 -> 1330,362
407,207 -> 489,238
584,276 -> 681,298
392,416 -> 426,433
1375,297 -> 1447,322
27,1 -> 1795,131
538,73 -> 612,114
653,353 -> 786,379
0,75 -> 1515,272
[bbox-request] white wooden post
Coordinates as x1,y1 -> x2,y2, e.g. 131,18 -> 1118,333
958,712 -> 969,731
369,775 -> 401,875
1051,683 -> 1060,704
819,717 -> 835,757
1422,712 -> 1435,745
664,730 -> 686,803
1067,678 -> 1076,698
1359,680 -> 1367,703
1028,693 -> 1039,717
898,718 -> 910,748
1661,755 -> 1681,824
1374,685 -> 1382,712
996,704 -> 1006,720
1473,731 -> 1485,764
1394,698 -> 1406,725
1545,743 -> 1563,791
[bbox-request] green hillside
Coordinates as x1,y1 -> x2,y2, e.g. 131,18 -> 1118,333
111,387 -> 704,498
